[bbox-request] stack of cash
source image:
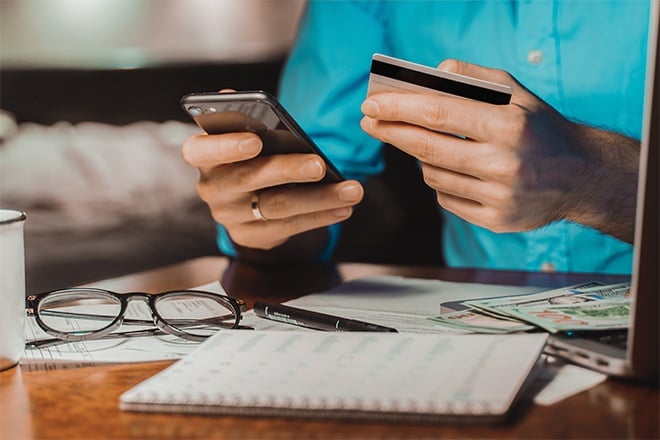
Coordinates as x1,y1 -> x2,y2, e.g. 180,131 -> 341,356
429,309 -> 535,334
429,282 -> 631,334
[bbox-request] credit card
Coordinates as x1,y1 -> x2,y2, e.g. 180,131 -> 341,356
367,53 -> 512,105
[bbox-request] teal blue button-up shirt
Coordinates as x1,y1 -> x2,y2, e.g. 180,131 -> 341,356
219,0 -> 649,275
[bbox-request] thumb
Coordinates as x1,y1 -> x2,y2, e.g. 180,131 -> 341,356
437,58 -> 538,106
437,58 -> 510,85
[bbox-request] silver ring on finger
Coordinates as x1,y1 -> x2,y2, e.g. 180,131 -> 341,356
250,193 -> 267,221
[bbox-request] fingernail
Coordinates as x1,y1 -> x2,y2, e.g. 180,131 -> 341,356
361,99 -> 379,116
360,116 -> 374,131
331,207 -> 352,217
338,183 -> 363,202
238,137 -> 261,155
300,159 -> 324,179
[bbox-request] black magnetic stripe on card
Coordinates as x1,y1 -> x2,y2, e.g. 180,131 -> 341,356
371,59 -> 511,105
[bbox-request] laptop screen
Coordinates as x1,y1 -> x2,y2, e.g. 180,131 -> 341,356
628,1 -> 659,381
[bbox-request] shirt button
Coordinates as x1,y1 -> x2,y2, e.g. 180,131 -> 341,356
540,262 -> 557,272
527,49 -> 544,64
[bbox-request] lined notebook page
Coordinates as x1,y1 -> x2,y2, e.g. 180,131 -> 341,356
120,331 -> 547,422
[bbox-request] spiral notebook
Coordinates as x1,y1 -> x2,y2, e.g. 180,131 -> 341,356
120,331 -> 547,422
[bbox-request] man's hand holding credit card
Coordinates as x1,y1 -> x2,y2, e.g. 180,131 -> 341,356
360,54 -> 583,234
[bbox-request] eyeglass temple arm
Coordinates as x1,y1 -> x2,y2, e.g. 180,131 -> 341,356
25,327 -> 167,349
37,310 -> 236,326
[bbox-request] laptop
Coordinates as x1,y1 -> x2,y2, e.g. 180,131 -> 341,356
543,3 -> 659,383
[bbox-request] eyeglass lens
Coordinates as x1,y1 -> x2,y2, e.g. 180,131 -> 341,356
154,292 -> 238,337
39,290 -> 121,336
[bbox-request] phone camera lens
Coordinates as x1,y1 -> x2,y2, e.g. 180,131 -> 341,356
188,106 -> 203,116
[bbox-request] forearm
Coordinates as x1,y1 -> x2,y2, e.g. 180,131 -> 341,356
566,125 -> 640,243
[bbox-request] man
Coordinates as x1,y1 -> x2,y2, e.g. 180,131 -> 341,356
182,0 -> 649,274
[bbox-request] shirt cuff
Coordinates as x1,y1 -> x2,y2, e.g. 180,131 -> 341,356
216,224 -> 238,257
215,223 -> 341,262
320,223 -> 342,262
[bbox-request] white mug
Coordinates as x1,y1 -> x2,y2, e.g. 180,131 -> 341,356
0,209 -> 26,371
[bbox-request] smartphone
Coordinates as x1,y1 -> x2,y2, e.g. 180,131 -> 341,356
180,90 -> 344,183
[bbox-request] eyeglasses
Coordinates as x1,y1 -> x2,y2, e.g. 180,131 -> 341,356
26,288 -> 247,349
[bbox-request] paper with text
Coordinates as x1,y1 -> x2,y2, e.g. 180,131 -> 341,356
20,282 -> 226,371
241,275 -> 544,333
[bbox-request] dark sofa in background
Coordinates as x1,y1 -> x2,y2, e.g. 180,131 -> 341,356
1,61 -> 276,293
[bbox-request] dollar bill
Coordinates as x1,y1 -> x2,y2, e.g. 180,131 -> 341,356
504,299 -> 631,333
429,308 -> 535,334
464,282 -> 629,314
463,282 -> 631,333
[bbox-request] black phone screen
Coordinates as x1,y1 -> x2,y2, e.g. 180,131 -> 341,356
181,91 -> 344,184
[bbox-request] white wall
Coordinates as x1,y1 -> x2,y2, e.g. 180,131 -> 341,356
0,0 -> 306,68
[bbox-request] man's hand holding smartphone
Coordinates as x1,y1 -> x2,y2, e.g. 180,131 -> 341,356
180,90 -> 363,253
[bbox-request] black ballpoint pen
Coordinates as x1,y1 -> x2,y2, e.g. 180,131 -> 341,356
253,302 -> 398,333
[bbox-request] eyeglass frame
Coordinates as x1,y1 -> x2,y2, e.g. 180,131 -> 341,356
26,287 -> 247,344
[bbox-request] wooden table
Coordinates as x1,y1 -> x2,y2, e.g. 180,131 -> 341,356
1,256 -> 658,439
